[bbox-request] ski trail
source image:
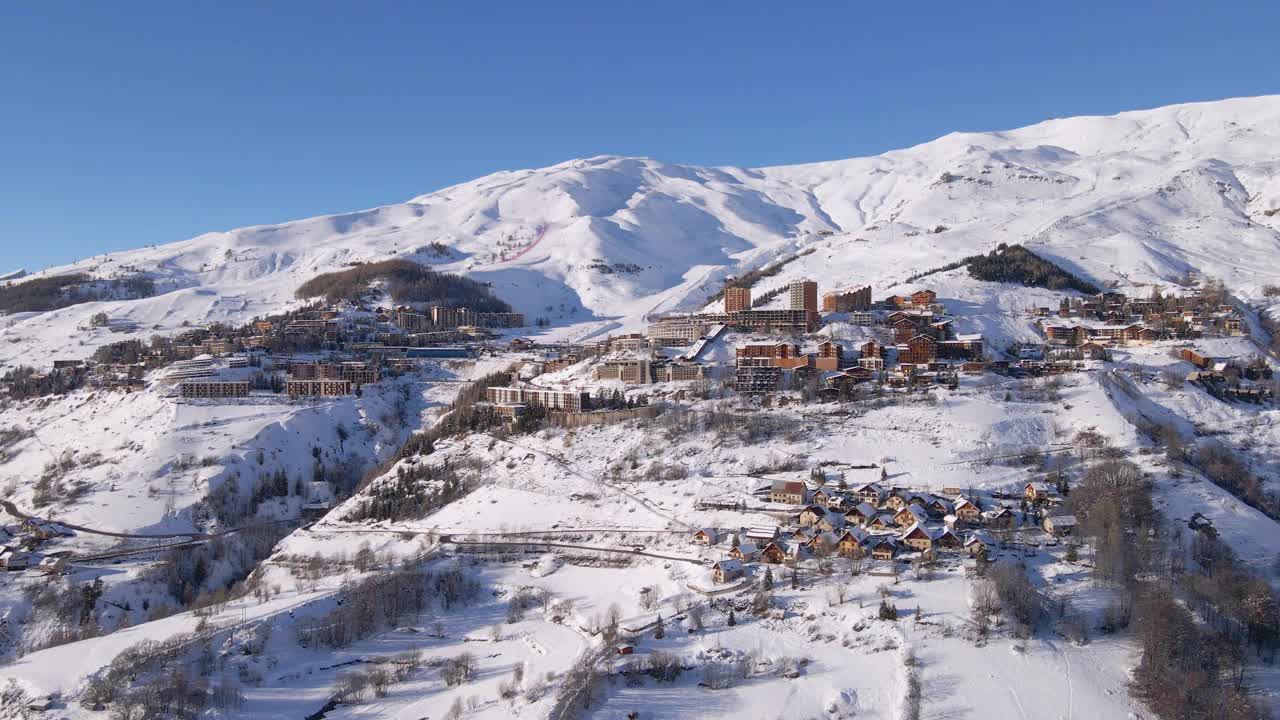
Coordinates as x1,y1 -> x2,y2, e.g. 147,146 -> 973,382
500,223 -> 549,263
1046,638 -> 1074,719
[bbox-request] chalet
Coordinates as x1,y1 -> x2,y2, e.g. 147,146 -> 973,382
810,488 -> 831,507
1078,342 -> 1109,360
35,555 -> 66,575
770,480 -> 807,505
790,527 -> 817,542
911,290 -> 937,307
1179,347 -> 1213,369
965,530 -> 996,558
728,543 -> 758,562
691,529 -> 718,545
901,524 -> 935,552
905,491 -> 933,508
852,482 -> 885,506
869,537 -> 897,561
760,541 -> 788,564
983,506 -> 1016,529
867,513 -> 897,531
1024,481 -> 1052,502
0,549 -> 29,570
933,528 -> 964,551
901,524 -> 961,553
953,497 -> 981,522
926,497 -> 954,517
21,519 -> 71,541
804,531 -> 839,555
836,527 -> 869,557
815,511 -> 847,533
895,505 -> 929,528
886,493 -> 909,511
844,502 -> 879,526
798,505 -> 827,527
825,493 -> 853,511
1043,514 -> 1078,537
711,559 -> 744,584
745,525 -> 779,544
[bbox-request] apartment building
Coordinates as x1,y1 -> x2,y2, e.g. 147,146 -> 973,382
729,309 -> 819,334
486,386 -> 590,413
179,381 -> 250,399
724,286 -> 752,313
733,366 -> 782,394
815,340 -> 843,371
431,306 -> 477,329
647,317 -> 712,345
594,358 -> 653,384
287,379 -> 352,397
789,279 -> 818,311
821,286 -> 871,312
653,362 -> 705,382
607,334 -> 650,353
476,312 -> 525,328
735,342 -> 805,369
394,311 -> 431,333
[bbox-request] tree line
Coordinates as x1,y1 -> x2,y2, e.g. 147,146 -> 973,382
1068,459 -> 1275,720
294,259 -> 512,312
0,273 -> 155,314
965,244 -> 1101,294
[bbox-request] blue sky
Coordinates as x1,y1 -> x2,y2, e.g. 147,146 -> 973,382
3,1 -> 1279,271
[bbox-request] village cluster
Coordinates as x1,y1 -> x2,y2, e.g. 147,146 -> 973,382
10,270 -> 1262,441
0,517 -> 75,576
21,302 -> 514,401
695,469 -> 1075,587
482,278 -> 1260,428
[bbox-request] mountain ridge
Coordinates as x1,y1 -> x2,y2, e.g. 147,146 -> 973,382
4,94 -> 1280,366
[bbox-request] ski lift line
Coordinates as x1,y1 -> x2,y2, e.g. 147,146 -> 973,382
498,223 -> 549,264
939,445 -> 1080,466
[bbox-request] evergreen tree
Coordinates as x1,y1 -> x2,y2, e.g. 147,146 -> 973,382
878,599 -> 898,621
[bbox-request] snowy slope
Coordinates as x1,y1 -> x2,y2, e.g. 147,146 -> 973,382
7,95 -> 1280,367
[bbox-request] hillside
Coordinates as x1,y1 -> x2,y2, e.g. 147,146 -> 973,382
2,96 -> 1280,720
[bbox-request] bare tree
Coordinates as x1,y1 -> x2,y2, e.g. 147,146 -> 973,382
368,665 -> 391,698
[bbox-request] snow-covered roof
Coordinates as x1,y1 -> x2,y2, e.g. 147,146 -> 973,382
848,501 -> 877,518
966,530 -> 996,547
898,505 -> 929,523
713,559 -> 742,573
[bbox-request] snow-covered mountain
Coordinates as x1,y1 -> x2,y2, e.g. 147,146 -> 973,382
7,95 -> 1280,365
7,95 -> 1280,720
